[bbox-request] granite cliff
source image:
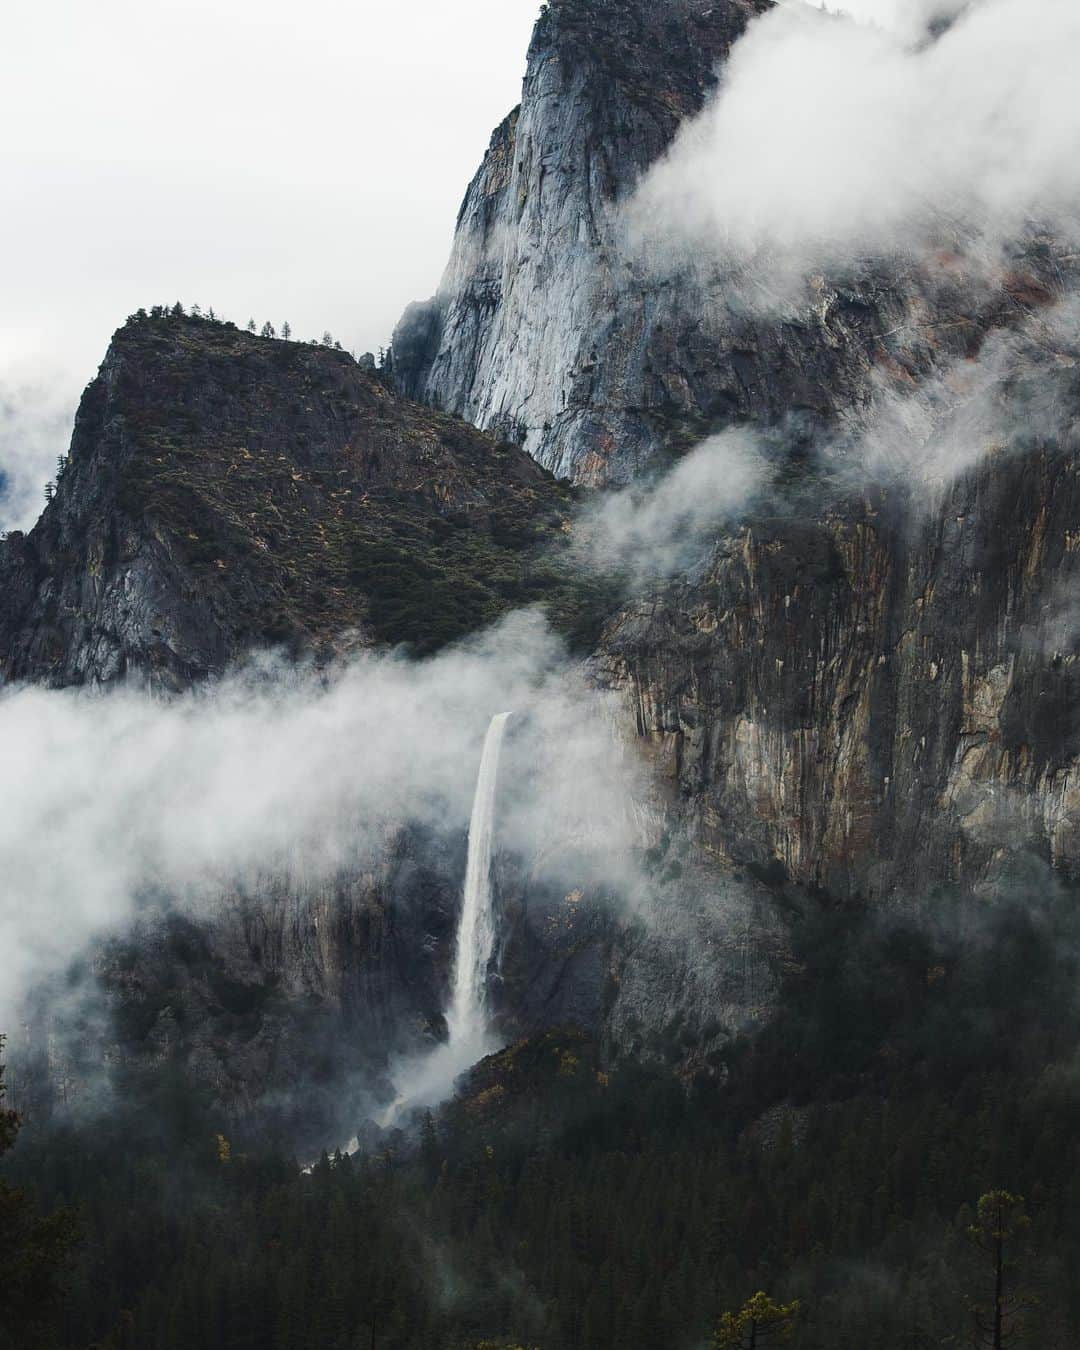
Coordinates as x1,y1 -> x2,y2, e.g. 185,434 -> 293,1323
394,0 -> 1080,898
0,314 -> 598,1132
0,311 -> 574,689
5,0 -> 1080,1134
391,0 -> 1059,486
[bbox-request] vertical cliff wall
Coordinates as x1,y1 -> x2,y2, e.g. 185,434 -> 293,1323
390,0 -> 1046,485
595,432 -> 1080,899
393,0 -> 776,482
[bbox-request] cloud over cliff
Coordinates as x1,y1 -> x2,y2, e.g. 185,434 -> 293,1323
630,0 -> 1080,286
580,429 -> 769,580
0,613 -> 638,1026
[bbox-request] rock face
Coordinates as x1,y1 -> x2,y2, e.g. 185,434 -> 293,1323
392,0 -> 1080,899
0,312 -> 570,689
15,826 -> 465,1144
595,443 -> 1080,899
0,314 -> 579,1128
393,0 -> 772,481
391,0 -> 1053,485
7,2 -> 1080,1131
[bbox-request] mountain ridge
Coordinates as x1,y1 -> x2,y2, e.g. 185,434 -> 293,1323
0,311 -> 579,689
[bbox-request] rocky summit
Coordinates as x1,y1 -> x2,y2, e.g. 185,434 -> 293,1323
0,311 -> 574,688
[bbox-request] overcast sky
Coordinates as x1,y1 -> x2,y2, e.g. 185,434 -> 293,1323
0,0 -> 539,530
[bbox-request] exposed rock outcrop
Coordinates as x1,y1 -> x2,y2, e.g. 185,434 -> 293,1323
7,0 -> 1080,1136
391,0 -> 1080,901
0,313 -> 571,689
391,0 -> 1060,485
595,441 -> 1080,897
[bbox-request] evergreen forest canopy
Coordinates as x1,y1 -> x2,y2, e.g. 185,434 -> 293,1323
5,872 -> 1080,1350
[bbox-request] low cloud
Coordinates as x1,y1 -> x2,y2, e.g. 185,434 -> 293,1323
826,0 -> 973,40
832,295 -> 1080,488
579,429 -> 769,580
629,0 -> 1080,295
0,370 -> 81,534
0,612 -> 640,1027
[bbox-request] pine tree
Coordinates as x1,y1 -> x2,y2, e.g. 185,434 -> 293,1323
714,1292 -> 800,1349
967,1191 -> 1034,1349
247,318 -> 257,333
260,322 -> 275,339
281,321 -> 291,341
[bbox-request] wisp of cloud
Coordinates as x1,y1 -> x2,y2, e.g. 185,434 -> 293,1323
629,0 -> 1080,290
0,612 -> 640,1030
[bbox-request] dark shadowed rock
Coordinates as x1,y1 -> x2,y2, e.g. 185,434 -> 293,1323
0,313 -> 571,689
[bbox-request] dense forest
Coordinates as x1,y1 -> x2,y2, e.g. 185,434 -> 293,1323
5,869 -> 1080,1349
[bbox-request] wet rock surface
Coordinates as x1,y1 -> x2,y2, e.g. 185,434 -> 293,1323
594,439 -> 1080,898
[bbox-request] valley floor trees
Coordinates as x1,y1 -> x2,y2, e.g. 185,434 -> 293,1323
0,1037 -> 78,1350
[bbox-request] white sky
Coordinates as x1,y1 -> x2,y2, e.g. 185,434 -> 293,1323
0,0 -> 539,528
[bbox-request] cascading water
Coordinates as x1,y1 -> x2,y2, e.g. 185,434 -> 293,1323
444,711 -> 513,1065
375,712 -> 513,1127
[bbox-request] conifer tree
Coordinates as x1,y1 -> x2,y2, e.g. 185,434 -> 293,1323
967,1191 -> 1033,1349
714,1292 -> 800,1349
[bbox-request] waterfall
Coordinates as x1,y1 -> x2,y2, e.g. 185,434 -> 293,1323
372,712 -> 513,1130
444,711 -> 513,1064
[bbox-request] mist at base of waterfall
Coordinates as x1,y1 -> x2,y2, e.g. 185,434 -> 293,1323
340,712 -> 513,1149
372,1024 -> 502,1134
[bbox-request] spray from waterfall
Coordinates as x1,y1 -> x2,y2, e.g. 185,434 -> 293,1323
374,712 -> 513,1130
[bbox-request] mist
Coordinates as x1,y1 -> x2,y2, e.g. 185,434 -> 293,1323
579,429 -> 769,581
831,294 -> 1080,490
629,0 -> 1080,296
0,368 -> 82,536
0,611 -> 640,1030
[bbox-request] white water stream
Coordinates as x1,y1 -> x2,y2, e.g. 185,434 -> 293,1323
444,711 -> 513,1063
373,711 -> 513,1130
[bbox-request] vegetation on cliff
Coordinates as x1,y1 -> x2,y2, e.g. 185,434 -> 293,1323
0,312 -> 619,681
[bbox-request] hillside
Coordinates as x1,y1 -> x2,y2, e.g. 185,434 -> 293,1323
0,311 -> 577,688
